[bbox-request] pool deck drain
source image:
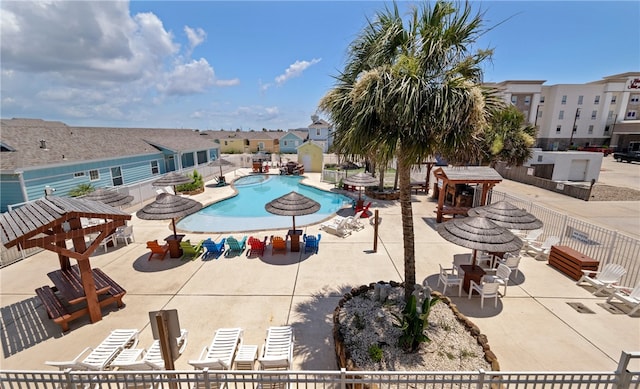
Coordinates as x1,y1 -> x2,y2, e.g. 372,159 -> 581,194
567,302 -> 595,314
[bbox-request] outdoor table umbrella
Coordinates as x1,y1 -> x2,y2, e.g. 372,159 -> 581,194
82,188 -> 134,207
136,193 -> 202,239
209,157 -> 233,178
265,191 -> 320,232
342,172 -> 378,200
467,201 -> 543,231
435,216 -> 524,266
152,171 -> 193,193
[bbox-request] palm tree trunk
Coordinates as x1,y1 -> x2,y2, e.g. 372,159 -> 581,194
398,148 -> 416,301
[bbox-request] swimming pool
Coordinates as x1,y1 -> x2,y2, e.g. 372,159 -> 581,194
177,175 -> 352,233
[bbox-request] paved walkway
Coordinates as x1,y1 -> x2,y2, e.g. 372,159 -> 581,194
0,164 -> 638,372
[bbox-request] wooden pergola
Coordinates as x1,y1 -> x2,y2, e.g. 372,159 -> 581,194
433,166 -> 503,223
0,196 -> 131,323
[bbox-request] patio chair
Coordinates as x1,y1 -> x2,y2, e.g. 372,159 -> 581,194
346,211 -> 365,230
496,253 -> 522,278
606,284 -> 640,316
226,236 -> 247,256
522,229 -> 543,248
112,329 -> 188,370
303,233 -> 321,254
189,327 -> 243,370
525,236 -> 560,260
271,236 -> 287,255
576,263 -> 627,295
146,240 -> 169,261
258,326 -> 294,370
115,225 -> 135,246
180,239 -> 205,260
248,236 -> 268,257
484,264 -> 512,296
468,279 -> 501,309
355,202 -> 372,217
99,233 -> 116,253
45,328 -> 139,370
320,217 -> 351,238
202,238 -> 226,259
437,264 -> 462,297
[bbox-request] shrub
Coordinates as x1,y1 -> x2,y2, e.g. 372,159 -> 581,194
68,183 -> 94,197
176,170 -> 204,192
391,293 -> 440,352
368,344 -> 383,362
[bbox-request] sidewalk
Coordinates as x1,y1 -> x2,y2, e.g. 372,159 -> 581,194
0,169 -> 638,372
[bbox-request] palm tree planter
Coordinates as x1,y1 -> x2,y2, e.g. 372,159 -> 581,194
365,187 -> 400,201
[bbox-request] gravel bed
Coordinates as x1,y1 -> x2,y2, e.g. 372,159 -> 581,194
337,287 -> 492,372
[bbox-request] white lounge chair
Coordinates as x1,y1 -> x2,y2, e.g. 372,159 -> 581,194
606,284 -> 640,316
346,211 -> 365,230
526,236 -> 560,260
436,264 -> 462,297
468,280 -> 501,309
484,264 -> 512,296
45,329 -> 139,370
577,263 -> 627,295
258,326 -> 294,370
189,327 -> 243,370
112,329 -> 188,370
496,253 -> 522,278
320,217 -> 351,238
522,229 -> 543,248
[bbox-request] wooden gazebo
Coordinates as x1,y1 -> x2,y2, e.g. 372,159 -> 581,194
0,196 -> 131,324
433,166 -> 503,223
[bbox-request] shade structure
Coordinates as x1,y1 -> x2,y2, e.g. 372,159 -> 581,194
209,157 -> 233,177
136,193 -> 202,238
342,172 -> 378,200
435,216 -> 523,265
467,201 -> 543,231
152,172 -> 193,187
82,188 -> 134,207
265,191 -> 320,231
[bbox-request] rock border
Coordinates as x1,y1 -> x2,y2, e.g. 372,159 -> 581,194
333,280 -> 500,372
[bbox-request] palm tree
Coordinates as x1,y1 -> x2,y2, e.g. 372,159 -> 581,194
320,1 -> 498,300
481,105 -> 537,167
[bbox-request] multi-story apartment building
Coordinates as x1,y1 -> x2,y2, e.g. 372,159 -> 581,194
488,72 -> 640,152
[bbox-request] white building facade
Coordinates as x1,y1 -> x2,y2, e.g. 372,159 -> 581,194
489,72 -> 640,152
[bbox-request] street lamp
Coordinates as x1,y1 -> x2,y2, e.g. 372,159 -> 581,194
569,108 -> 581,147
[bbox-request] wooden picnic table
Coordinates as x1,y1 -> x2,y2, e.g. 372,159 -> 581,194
47,265 -> 111,305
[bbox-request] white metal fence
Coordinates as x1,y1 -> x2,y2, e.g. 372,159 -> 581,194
1,350 -> 639,389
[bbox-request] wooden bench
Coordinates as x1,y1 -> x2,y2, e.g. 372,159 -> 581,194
548,245 -> 599,281
411,182 -> 428,195
35,286 -> 86,331
93,268 -> 127,308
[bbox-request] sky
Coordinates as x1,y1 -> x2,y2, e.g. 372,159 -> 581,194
1,1 -> 638,132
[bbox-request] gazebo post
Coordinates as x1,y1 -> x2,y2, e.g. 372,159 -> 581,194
53,223 -> 72,270
77,258 -> 102,323
436,179 -> 448,223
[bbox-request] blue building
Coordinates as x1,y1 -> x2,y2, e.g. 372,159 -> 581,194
0,119 -> 219,212
278,130 -> 308,153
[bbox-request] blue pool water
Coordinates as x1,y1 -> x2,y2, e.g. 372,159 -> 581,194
177,175 -> 352,233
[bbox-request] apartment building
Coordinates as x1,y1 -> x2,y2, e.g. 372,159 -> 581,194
489,72 -> 640,151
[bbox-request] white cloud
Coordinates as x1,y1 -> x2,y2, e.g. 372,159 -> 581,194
215,79 -> 240,87
159,59 -> 215,96
185,26 -> 206,49
275,58 -> 321,85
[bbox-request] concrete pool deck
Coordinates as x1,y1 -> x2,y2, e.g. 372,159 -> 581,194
0,163 -> 638,372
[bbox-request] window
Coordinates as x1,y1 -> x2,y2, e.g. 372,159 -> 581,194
537,109 -> 543,118
89,170 -> 99,181
511,96 -> 518,104
630,95 -> 640,104
74,172 -> 86,178
561,95 -> 567,104
224,140 -> 228,146
257,142 -> 265,151
537,155 -> 543,162
577,95 -> 583,105
111,167 -> 123,186
556,125 -> 562,133
539,96 -> 545,103
591,110 -> 597,120
604,125 -> 610,134
559,110 -> 565,120
150,161 -> 159,174
316,129 -> 321,136
197,150 -> 207,164
283,140 -> 289,146
608,110 -> 614,119
626,110 -> 637,119
594,95 -> 600,104
611,96 -> 617,104
588,125 -> 594,134
524,96 -> 530,105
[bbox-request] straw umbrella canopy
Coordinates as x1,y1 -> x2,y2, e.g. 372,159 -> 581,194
342,172 -> 378,200
265,191 -> 320,232
467,201 -> 543,231
136,193 -> 202,238
435,216 -> 523,266
209,157 -> 233,177
82,188 -> 134,207
152,172 -> 193,192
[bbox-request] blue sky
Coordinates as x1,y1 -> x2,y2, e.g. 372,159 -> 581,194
1,1 -> 638,131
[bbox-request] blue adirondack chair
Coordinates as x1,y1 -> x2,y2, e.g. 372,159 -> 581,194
303,233 -> 321,254
202,238 -> 225,259
226,235 -> 247,257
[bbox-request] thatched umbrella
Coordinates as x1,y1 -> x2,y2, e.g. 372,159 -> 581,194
152,172 -> 193,193
136,193 -> 202,238
265,191 -> 320,232
209,157 -> 233,178
435,216 -> 523,266
468,201 -> 543,231
82,188 -> 134,207
343,172 -> 378,200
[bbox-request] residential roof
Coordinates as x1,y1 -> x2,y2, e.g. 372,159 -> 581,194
434,166 -> 503,182
308,119 -> 331,128
0,118 -> 217,171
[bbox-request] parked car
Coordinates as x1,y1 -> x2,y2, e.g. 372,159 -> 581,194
612,151 -> 640,163
577,145 -> 614,156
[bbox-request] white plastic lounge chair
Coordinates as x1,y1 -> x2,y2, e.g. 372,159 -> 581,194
188,327 -> 243,370
526,236 -> 560,260
606,284 -> 640,316
320,217 -> 351,238
45,329 -> 139,370
484,264 -> 512,296
346,211 -> 365,230
258,326 -> 294,370
522,229 -> 543,248
577,263 -> 627,295
436,264 -> 462,297
468,280 -> 501,309
112,329 -> 188,370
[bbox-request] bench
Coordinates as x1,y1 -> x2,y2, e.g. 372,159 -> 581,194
35,286 -> 86,332
548,245 -> 599,281
410,182 -> 427,195
93,268 -> 127,308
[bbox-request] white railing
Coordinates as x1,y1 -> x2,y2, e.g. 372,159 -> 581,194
1,350 -> 639,388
